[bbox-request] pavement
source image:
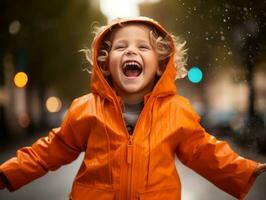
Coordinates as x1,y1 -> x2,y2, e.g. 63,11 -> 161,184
0,134 -> 266,200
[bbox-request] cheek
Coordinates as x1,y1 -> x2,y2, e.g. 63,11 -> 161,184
108,53 -> 120,66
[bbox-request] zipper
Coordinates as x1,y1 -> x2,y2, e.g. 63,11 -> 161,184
127,135 -> 133,199
127,135 -> 133,164
114,98 -> 134,200
114,97 -> 149,200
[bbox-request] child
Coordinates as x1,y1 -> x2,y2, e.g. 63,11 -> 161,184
0,16 -> 265,200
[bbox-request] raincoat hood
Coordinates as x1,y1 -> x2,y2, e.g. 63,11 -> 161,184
90,16 -> 177,102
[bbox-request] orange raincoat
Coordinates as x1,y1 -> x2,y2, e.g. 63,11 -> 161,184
0,17 -> 258,200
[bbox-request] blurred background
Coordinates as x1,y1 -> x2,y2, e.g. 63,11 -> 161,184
0,0 -> 266,199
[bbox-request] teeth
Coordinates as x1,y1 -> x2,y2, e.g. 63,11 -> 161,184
123,61 -> 141,69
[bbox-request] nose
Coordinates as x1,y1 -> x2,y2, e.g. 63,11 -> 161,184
125,47 -> 137,55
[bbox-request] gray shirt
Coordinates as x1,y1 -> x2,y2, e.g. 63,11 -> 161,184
122,101 -> 144,135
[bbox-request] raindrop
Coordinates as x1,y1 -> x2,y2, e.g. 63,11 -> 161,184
228,51 -> 232,55
221,36 -> 225,41
205,37 -> 209,40
223,19 -> 227,22
243,7 -> 248,12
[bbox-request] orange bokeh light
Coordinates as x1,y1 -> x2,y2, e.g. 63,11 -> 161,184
14,72 -> 28,88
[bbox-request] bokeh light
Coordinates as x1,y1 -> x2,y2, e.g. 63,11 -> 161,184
14,72 -> 28,88
18,112 -> 30,128
9,20 -> 21,35
46,96 -> 62,113
188,66 -> 203,83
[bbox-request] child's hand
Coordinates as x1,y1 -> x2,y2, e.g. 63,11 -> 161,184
253,163 -> 266,177
0,180 -> 5,189
0,172 -> 7,189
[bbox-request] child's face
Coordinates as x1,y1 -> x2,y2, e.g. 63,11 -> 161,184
108,24 -> 160,102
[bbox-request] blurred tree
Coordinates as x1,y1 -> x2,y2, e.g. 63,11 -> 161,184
0,0 -> 105,133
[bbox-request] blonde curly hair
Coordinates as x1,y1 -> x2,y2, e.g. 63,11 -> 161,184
81,21 -> 187,79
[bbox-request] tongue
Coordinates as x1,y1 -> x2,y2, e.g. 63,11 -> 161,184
124,69 -> 141,77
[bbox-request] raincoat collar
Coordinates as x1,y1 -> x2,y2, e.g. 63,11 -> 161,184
90,16 -> 177,103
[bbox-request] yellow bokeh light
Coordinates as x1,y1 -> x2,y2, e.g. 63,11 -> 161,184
14,72 -> 28,88
46,96 -> 62,113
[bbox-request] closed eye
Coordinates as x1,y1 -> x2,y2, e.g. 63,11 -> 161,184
113,45 -> 126,50
139,45 -> 150,50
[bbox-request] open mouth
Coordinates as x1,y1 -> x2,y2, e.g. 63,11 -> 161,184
122,61 -> 142,77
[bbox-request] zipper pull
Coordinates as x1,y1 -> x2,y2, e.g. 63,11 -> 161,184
127,136 -> 133,165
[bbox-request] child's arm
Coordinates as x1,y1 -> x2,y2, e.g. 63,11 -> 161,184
0,99 -> 88,192
253,163 -> 266,176
0,171 -> 9,190
175,98 -> 259,199
177,123 -> 258,199
0,173 -> 6,189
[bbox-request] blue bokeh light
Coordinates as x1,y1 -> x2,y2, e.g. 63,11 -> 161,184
188,67 -> 203,83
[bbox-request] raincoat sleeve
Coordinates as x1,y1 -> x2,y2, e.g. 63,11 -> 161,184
175,98 -> 258,200
0,99 -> 87,192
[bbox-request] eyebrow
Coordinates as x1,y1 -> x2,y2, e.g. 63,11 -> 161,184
113,39 -> 150,44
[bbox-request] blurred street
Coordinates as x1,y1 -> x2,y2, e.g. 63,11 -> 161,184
0,133 -> 265,200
